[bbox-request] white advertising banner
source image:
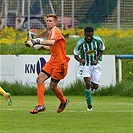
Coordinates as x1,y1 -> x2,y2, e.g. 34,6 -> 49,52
0,55 -> 15,82
0,55 -> 116,88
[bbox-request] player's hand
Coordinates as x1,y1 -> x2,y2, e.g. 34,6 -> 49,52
25,41 -> 30,47
25,39 -> 31,47
81,59 -> 86,65
28,31 -> 37,39
92,60 -> 98,65
31,39 -> 40,45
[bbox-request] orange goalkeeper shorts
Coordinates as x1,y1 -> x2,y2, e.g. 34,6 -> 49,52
42,61 -> 68,80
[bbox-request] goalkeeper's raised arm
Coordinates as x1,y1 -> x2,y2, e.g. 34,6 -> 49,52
31,38 -> 55,46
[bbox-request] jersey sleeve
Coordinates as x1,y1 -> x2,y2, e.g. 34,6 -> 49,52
99,40 -> 105,51
94,35 -> 105,51
73,41 -> 81,55
50,27 -> 63,41
73,38 -> 84,55
74,47 -> 80,55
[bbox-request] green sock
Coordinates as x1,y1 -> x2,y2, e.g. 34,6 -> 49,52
85,89 -> 92,106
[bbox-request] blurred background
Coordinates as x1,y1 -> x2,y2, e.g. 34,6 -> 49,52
0,0 -> 133,30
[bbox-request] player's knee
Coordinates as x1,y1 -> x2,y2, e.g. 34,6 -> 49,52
92,84 -> 99,90
50,84 -> 54,90
50,83 -> 56,89
50,86 -> 57,93
36,77 -> 43,84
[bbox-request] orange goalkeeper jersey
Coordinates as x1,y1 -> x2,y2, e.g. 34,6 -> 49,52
48,26 -> 70,64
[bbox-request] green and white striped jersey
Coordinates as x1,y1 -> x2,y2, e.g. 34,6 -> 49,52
73,35 -> 105,66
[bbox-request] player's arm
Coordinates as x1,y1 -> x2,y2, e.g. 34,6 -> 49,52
93,39 -> 105,65
93,50 -> 104,65
42,46 -> 50,51
31,39 -> 55,46
74,46 -> 86,64
74,55 -> 86,64
40,39 -> 55,46
96,51 -> 103,60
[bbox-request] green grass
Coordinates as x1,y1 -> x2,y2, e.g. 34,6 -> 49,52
0,95 -> 132,133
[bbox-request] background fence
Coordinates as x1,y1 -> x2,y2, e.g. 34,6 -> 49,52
0,0 -> 133,30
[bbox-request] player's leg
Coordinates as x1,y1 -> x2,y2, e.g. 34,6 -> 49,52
80,66 -> 92,111
50,80 -> 69,113
50,63 -> 69,113
0,86 -> 12,106
30,70 -> 50,114
91,64 -> 101,94
37,71 -> 51,106
91,82 -> 99,94
84,77 -> 92,111
0,86 -> 6,96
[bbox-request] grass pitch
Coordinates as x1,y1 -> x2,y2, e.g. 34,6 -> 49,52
0,96 -> 132,133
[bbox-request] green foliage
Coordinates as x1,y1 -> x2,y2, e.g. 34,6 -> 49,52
66,38 -> 79,55
0,43 -> 51,55
0,81 -> 37,96
0,79 -> 132,97
102,37 -> 132,55
94,81 -> 132,97
0,27 -> 133,55
63,79 -> 85,95
0,36 -> 132,55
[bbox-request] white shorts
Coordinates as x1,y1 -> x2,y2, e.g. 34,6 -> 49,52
78,64 -> 101,84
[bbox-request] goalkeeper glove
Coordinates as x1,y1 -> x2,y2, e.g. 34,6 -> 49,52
31,39 -> 41,45
28,31 -> 37,39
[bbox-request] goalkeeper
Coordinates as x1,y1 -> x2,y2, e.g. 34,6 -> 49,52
73,26 -> 105,111
29,14 -> 70,114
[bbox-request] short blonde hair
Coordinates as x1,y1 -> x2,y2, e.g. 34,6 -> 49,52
46,14 -> 57,21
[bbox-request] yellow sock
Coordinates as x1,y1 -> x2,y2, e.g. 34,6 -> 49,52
0,86 -> 6,97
